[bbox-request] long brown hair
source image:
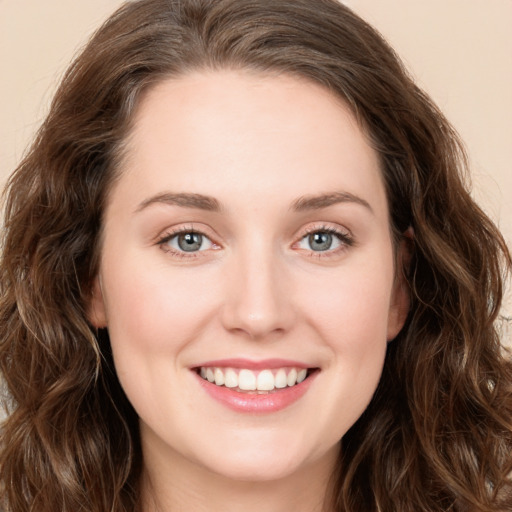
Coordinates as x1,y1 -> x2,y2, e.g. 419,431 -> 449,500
1,1 -> 511,510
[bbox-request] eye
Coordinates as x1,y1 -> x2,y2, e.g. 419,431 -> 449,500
161,231 -> 215,253
296,228 -> 352,252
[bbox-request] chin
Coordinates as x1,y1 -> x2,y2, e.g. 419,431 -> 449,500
192,436 -> 332,483
202,455 -> 308,483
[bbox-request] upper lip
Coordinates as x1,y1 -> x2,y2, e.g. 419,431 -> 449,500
192,358 -> 315,370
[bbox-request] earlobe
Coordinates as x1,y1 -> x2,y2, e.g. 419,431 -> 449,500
87,276 -> 108,328
387,229 -> 413,341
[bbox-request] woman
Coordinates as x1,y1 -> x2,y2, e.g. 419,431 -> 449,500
1,0 -> 510,510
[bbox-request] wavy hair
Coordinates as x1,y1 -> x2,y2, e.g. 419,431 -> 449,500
1,0 -> 511,510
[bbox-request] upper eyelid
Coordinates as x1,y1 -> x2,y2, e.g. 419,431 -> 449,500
159,229 -> 212,244
156,224 -> 217,243
296,222 -> 353,241
301,225 -> 350,237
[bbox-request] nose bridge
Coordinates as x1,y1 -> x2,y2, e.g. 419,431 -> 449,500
221,234 -> 293,339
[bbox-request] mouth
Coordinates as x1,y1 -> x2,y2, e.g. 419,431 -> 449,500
194,365 -> 318,394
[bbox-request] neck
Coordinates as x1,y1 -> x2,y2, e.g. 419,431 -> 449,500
140,437 -> 339,512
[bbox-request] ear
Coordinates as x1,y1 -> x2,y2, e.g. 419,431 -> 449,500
87,276 -> 108,328
387,228 -> 413,341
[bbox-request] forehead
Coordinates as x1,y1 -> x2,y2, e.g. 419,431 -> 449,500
111,70 -> 387,218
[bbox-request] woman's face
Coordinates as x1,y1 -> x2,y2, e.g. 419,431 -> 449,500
90,70 -> 408,482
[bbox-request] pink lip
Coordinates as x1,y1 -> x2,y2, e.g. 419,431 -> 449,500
192,365 -> 319,414
193,358 -> 311,370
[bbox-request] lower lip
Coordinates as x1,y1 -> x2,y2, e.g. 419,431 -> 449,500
194,370 -> 318,413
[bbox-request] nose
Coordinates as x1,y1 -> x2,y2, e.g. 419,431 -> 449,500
220,245 -> 295,340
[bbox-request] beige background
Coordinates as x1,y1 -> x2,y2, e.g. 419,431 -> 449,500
0,0 -> 511,331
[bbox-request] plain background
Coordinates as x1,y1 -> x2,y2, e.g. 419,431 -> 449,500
0,0 -> 511,337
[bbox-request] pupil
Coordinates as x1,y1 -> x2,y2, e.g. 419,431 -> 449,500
178,233 -> 202,252
309,232 -> 332,251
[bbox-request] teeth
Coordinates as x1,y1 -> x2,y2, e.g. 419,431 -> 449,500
224,368 -> 238,388
275,368 -> 288,389
256,369 -> 275,391
287,368 -> 297,387
214,368 -> 225,386
238,369 -> 256,391
197,366 -> 311,392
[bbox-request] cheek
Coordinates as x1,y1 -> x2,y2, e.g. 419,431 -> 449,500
301,266 -> 392,428
301,264 -> 393,348
100,255 -> 221,363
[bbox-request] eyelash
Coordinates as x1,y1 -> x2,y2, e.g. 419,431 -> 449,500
156,224 -> 354,259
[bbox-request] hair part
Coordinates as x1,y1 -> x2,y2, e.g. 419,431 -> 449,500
1,1 -> 511,510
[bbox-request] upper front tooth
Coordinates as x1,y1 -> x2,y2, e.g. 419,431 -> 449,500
206,367 -> 215,383
257,369 -> 275,391
238,369 -> 256,390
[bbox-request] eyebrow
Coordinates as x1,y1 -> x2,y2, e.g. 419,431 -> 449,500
135,190 -> 373,215
291,192 -> 374,214
135,192 -> 222,213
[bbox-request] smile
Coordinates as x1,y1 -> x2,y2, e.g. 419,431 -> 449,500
198,366 -> 310,393
193,359 -> 319,413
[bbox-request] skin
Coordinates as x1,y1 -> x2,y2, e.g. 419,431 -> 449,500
89,70 -> 409,512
